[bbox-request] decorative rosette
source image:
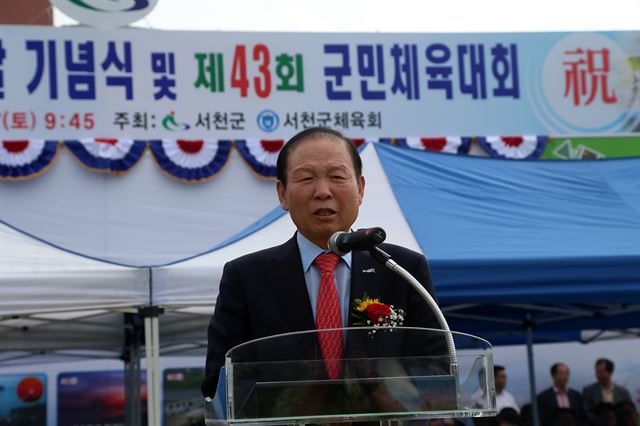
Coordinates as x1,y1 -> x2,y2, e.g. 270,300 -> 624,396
352,293 -> 405,336
397,136 -> 471,155
477,135 -> 548,159
0,140 -> 60,180
65,138 -> 147,173
235,139 -> 285,178
148,139 -> 232,182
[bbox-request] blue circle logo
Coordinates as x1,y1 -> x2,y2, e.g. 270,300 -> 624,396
257,110 -> 279,132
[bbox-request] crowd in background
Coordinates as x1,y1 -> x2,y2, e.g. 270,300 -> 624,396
429,357 -> 638,426
474,358 -> 638,426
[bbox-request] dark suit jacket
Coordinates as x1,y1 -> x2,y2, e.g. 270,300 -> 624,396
202,234 -> 442,397
582,382 -> 632,425
537,386 -> 583,426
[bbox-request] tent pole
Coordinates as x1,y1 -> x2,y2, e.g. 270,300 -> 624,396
142,306 -> 164,426
526,314 -> 540,426
123,312 -> 142,426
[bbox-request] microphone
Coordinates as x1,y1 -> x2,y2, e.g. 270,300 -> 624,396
328,227 -> 386,256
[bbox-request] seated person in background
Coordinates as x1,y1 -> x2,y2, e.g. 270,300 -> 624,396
594,402 -> 616,426
519,403 -> 532,426
615,401 -> 639,426
582,358 -> 632,425
550,407 -> 578,426
473,417 -> 500,426
497,407 -> 522,426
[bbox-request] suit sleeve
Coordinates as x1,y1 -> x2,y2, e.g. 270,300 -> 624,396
202,260 -> 250,397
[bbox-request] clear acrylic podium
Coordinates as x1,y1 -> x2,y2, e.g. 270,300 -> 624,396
205,327 -> 496,425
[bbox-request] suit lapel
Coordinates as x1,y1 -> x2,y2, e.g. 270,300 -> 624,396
267,235 -> 316,332
348,251 -> 384,327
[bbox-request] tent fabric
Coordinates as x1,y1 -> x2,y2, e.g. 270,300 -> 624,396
375,143 -> 640,305
0,222 -> 150,316
0,152 -> 277,266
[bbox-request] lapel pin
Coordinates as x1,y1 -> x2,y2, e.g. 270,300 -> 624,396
362,268 -> 375,274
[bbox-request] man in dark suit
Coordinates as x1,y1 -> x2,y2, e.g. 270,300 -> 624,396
582,358 -> 632,425
536,362 -> 583,426
202,127 -> 442,403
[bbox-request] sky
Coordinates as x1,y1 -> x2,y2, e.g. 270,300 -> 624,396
53,0 -> 640,33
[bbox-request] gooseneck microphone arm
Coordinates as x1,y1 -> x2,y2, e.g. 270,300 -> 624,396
369,246 -> 459,378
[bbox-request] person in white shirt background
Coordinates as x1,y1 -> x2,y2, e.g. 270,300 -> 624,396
494,365 -> 520,414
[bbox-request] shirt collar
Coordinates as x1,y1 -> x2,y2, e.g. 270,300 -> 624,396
553,386 -> 568,394
297,232 -> 352,272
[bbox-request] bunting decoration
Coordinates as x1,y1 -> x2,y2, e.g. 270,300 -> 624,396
65,139 -> 147,173
397,137 -> 472,154
235,139 -> 285,178
0,140 -> 60,180
477,135 -> 548,159
148,139 -> 232,182
0,134 -> 588,183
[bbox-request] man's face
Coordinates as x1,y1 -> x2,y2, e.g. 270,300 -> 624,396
495,370 -> 507,392
277,135 -> 365,249
595,363 -> 611,385
553,364 -> 570,389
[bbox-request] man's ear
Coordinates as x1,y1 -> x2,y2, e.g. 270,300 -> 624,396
357,175 -> 366,205
276,180 -> 289,211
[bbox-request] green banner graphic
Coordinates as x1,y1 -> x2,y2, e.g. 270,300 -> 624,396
542,137 -> 640,159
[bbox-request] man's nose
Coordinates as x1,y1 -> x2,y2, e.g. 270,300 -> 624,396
313,178 -> 333,198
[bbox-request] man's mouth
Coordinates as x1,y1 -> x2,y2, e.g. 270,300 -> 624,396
314,208 -> 336,217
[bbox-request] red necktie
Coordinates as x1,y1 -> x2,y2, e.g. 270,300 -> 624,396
314,253 -> 343,380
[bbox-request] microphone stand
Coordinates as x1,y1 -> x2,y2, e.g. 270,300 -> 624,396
369,246 -> 460,405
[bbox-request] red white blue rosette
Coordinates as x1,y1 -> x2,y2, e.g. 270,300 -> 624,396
65,138 -> 147,173
477,135 -> 548,159
0,140 -> 60,180
235,139 -> 285,178
148,139 -> 232,182
398,137 -> 471,154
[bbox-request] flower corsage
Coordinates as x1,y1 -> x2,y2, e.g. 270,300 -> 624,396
352,293 -> 405,336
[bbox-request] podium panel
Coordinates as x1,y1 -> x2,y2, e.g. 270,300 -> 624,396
206,327 -> 496,425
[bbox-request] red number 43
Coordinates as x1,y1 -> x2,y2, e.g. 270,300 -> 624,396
231,44 -> 271,98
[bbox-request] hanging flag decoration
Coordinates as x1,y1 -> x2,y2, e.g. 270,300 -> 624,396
0,140 -> 60,180
477,135 -> 548,159
65,139 -> 147,173
397,137 -> 472,154
148,139 -> 232,182
235,139 -> 285,178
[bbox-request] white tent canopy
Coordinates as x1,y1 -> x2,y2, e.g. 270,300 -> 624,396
0,222 -> 149,317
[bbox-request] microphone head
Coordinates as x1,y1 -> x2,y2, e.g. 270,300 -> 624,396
365,227 -> 386,244
328,231 -> 348,256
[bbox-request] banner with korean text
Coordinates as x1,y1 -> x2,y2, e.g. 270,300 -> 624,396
1,26 -> 639,139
